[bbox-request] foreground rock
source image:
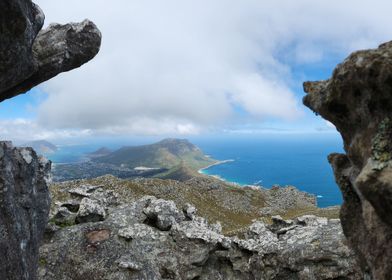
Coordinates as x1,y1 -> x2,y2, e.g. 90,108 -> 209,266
40,185 -> 361,279
0,142 -> 51,280
303,41 -> 392,279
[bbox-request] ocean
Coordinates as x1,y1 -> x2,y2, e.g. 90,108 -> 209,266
193,134 -> 344,208
47,134 -> 344,208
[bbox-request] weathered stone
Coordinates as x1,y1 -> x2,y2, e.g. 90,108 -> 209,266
183,203 -> 197,220
52,206 -> 76,227
0,142 -> 51,280
143,198 -> 185,230
68,185 -> 101,198
0,0 -> 101,101
39,195 -> 361,280
303,41 -> 392,279
75,198 -> 106,224
59,200 -> 80,213
118,223 -> 163,241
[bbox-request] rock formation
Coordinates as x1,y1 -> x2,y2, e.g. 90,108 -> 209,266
40,184 -> 361,280
0,0 -> 101,279
0,143 -> 51,280
303,41 -> 392,279
0,0 -> 101,101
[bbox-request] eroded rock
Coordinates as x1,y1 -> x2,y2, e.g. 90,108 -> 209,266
303,41 -> 392,279
0,142 -> 51,280
75,197 -> 106,224
39,195 -> 361,280
143,198 -> 185,230
0,0 -> 101,101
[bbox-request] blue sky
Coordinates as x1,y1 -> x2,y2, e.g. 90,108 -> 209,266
3,0 -> 392,142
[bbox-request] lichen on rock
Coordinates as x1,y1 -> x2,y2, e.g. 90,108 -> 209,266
304,40 -> 392,279
39,186 -> 361,279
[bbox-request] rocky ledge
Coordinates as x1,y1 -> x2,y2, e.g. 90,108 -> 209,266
304,41 -> 392,279
39,184 -> 361,280
0,0 -> 101,101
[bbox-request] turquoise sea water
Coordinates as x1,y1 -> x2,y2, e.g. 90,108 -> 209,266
193,134 -> 344,208
47,134 -> 344,208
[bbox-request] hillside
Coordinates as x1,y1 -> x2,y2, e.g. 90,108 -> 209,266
93,138 -> 216,170
87,147 -> 112,158
50,175 -> 339,234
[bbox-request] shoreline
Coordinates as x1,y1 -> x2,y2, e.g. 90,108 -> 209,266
198,159 -> 235,174
198,159 -> 249,187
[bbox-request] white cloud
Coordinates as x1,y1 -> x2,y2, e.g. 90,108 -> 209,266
26,0 -> 392,137
0,117 -> 202,143
0,119 -> 93,142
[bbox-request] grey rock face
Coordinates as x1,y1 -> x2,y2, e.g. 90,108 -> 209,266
0,0 -> 101,101
0,142 -> 51,280
303,41 -> 392,279
0,1 -> 101,278
143,198 -> 185,230
75,198 -> 107,224
39,193 -> 361,280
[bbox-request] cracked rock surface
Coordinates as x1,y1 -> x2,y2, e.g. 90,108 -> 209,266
303,41 -> 392,279
40,185 -> 361,280
0,142 -> 51,280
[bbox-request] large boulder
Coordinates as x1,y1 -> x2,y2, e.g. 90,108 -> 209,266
303,41 -> 392,279
0,142 -> 51,280
0,0 -> 101,101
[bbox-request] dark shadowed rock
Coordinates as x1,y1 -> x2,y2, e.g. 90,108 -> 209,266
303,41 -> 392,279
0,1 -> 101,278
0,142 -> 51,280
0,0 -> 101,101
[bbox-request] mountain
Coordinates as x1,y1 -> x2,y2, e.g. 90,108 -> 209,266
155,163 -> 199,181
87,147 -> 112,158
93,138 -> 216,170
22,140 -> 58,154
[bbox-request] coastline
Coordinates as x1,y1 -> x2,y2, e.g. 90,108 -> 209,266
198,159 -> 246,187
198,159 -> 235,174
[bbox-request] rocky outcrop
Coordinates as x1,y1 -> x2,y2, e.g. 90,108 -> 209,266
0,142 -> 51,280
0,1 -> 101,279
50,175 -> 341,235
40,185 -> 361,279
303,41 -> 392,279
0,0 -> 101,101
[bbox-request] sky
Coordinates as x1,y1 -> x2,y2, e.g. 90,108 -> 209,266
3,0 -> 392,143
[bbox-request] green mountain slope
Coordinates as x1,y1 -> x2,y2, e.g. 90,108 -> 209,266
93,138 -> 216,170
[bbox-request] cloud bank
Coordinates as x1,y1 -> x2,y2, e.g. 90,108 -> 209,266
27,0 -> 392,137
